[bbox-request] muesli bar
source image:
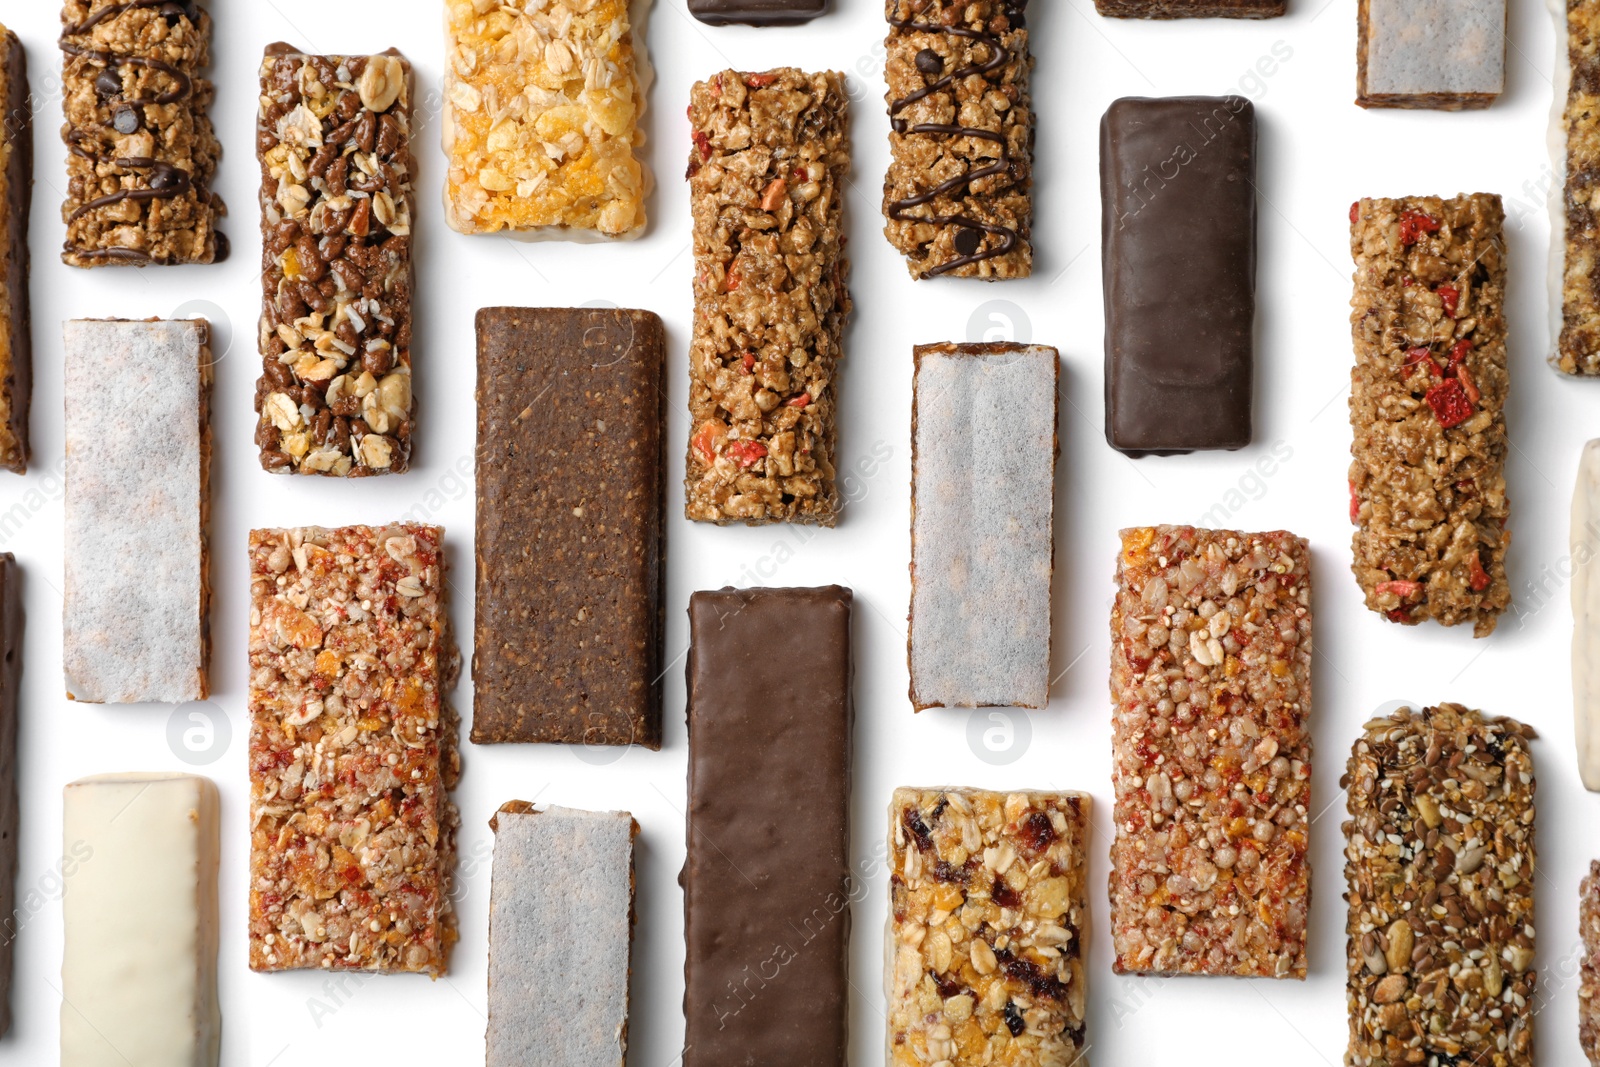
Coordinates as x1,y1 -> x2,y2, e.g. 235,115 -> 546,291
0,556 -> 19,1035
887,788 -> 1089,1067
1109,526 -> 1312,978
59,0 -> 226,265
883,0 -> 1032,279
685,69 -> 850,526
1342,704 -> 1536,1067
1349,195 -> 1510,637
1554,0 -> 1600,374
255,46 -> 415,477
0,27 -> 30,473
247,524 -> 459,976
1357,0 -> 1504,109
443,0 -> 648,238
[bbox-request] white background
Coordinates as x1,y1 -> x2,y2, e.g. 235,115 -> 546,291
0,0 -> 1585,1062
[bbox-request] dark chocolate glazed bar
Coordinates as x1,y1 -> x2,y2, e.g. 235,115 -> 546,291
472,307 -> 665,748
688,0 -> 827,24
1097,0 -> 1283,16
0,555 -> 20,1034
1101,96 -> 1256,455
0,27 -> 29,474
684,586 -> 852,1067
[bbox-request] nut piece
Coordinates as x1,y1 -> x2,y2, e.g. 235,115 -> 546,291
358,55 -> 404,112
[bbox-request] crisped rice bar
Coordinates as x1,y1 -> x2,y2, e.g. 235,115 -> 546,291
685,69 -> 850,525
443,0 -> 649,238
0,27 -> 30,474
1342,704 -> 1536,1067
1554,0 -> 1600,374
248,524 -> 460,976
887,788 -> 1089,1067
1583,861 -> 1600,1063
1357,0 -> 1505,109
255,46 -> 415,477
883,0 -> 1032,279
1109,526 -> 1312,979
1349,195 -> 1510,637
59,0 -> 226,266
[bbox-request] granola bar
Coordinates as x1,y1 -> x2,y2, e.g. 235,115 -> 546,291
59,0 -> 226,265
1554,0 -> 1600,373
685,69 -> 850,526
1109,526 -> 1312,978
887,788 -> 1089,1067
0,28 -> 30,474
1574,440 -> 1600,790
255,45 -> 415,477
1357,0 -> 1505,108
0,556 -> 19,1036
443,0 -> 649,238
248,524 -> 460,976
883,0 -> 1032,280
1583,861 -> 1600,1063
1342,704 -> 1536,1067
1349,195 -> 1510,637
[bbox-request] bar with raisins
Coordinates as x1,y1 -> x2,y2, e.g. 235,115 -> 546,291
1357,0 -> 1504,109
1554,0 -> 1600,374
0,26 -> 30,473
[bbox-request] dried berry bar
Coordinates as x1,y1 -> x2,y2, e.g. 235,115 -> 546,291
1554,0 -> 1600,374
0,28 -> 29,474
1343,704 -> 1536,1067
248,525 -> 460,976
1583,861 -> 1600,1063
1349,195 -> 1510,637
685,69 -> 850,525
255,46 -> 415,477
1109,526 -> 1311,978
887,788 -> 1089,1067
883,0 -> 1032,279
1357,0 -> 1504,109
59,0 -> 226,265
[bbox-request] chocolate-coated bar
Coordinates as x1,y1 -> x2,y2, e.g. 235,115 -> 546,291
689,0 -> 826,23
1101,96 -> 1255,455
1097,0 -> 1283,15
472,307 -> 664,748
0,556 -> 18,1035
684,586 -> 852,1067
1357,0 -> 1504,109
0,27 -> 29,473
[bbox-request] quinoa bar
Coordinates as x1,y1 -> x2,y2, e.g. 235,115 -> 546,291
1349,195 -> 1510,637
0,28 -> 30,474
255,45 -> 415,477
443,0 -> 649,238
883,0 -> 1032,280
0,556 -> 19,1036
1574,440 -> 1600,790
59,0 -> 226,266
690,0 -> 827,24
1583,861 -> 1600,1063
248,524 -> 460,976
685,69 -> 850,526
887,788 -> 1089,1067
1096,0 -> 1283,16
910,342 -> 1057,710
472,307 -> 664,747
1357,0 -> 1505,109
63,318 -> 210,704
1342,704 -> 1536,1067
1109,526 -> 1312,978
1554,0 -> 1600,374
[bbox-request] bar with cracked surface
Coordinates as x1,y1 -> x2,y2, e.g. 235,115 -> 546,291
1109,526 -> 1312,978
0,27 -> 30,473
685,69 -> 850,526
887,787 -> 1089,1067
248,524 -> 460,976
0,556 -> 19,1036
1343,704 -> 1535,1067
255,45 -> 415,477
1357,0 -> 1504,109
1554,0 -> 1600,374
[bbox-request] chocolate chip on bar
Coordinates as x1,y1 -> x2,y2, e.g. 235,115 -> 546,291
1357,0 -> 1504,109
0,26 -> 30,474
255,45 -> 415,477
1554,0 -> 1600,374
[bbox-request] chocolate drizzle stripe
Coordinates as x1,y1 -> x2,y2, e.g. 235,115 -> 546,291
62,0 -> 188,36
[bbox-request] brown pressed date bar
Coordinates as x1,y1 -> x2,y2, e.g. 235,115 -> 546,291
1357,0 -> 1504,109
1555,0 -> 1600,373
0,26 -> 29,473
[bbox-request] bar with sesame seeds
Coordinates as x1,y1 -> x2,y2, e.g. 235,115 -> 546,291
0,26 -> 30,474
1108,525 -> 1312,978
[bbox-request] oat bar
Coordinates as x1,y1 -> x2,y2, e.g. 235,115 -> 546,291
0,28 -> 30,473
472,307 -> 664,747
883,0 -> 1032,279
255,45 -> 415,477
59,0 -> 226,265
443,0 -> 648,238
685,69 -> 850,526
1109,526 -> 1312,978
0,556 -> 19,1036
887,788 -> 1089,1067
1342,704 -> 1536,1067
1554,0 -> 1600,373
1349,195 -> 1510,637
1096,0 -> 1283,16
63,318 -> 210,704
910,342 -> 1056,710
1357,0 -> 1505,108
1583,861 -> 1600,1063
248,525 -> 460,976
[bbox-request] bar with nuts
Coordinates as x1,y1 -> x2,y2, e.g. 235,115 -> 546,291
1109,526 -> 1312,978
1357,0 -> 1504,109
248,524 -> 459,976
1349,195 -> 1509,637
1343,704 -> 1536,1067
443,0 -> 649,238
255,45 -> 415,477
1554,0 -> 1600,374
883,0 -> 1032,280
1584,861 -> 1600,1063
59,0 -> 226,266
0,26 -> 30,473
0,556 -> 19,1036
685,69 -> 850,526
887,788 -> 1089,1067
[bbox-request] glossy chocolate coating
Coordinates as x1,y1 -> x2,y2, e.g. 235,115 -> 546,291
687,0 -> 827,24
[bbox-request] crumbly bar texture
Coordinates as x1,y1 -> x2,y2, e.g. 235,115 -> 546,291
1096,0 -> 1283,15
1109,526 -> 1312,979
1342,704 -> 1536,1067
1349,195 -> 1510,637
1356,0 -> 1504,109
0,29 -> 29,474
1558,0 -> 1600,374
255,46 -> 415,477
685,69 -> 850,525
59,0 -> 226,265
888,788 -> 1089,1067
1584,861 -> 1600,1063
883,0 -> 1032,280
443,0 -> 648,238
248,524 -> 460,976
